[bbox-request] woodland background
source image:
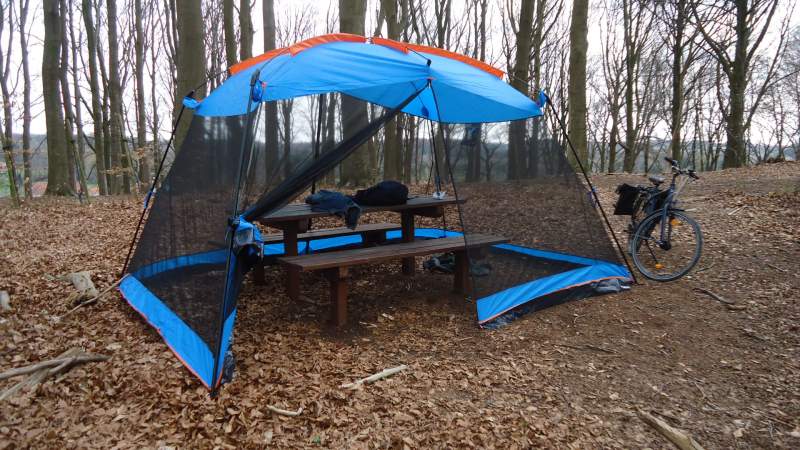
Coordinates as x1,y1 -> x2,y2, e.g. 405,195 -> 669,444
0,0 -> 798,207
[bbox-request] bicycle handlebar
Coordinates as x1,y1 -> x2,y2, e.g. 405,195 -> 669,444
664,156 -> 700,180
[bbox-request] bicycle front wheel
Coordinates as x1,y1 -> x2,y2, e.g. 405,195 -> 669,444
630,210 -> 703,281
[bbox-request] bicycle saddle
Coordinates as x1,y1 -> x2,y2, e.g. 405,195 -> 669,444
648,175 -> 665,186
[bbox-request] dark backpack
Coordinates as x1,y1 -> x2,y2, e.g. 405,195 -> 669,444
351,180 -> 409,206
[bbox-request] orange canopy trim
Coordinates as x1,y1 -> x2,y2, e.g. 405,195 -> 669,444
229,47 -> 287,75
288,33 -> 367,55
370,37 -> 409,54
372,37 -> 504,79
230,34 -> 503,79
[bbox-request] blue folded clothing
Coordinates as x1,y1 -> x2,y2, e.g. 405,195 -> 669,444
305,190 -> 362,229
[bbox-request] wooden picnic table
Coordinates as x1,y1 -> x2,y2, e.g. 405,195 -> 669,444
257,195 -> 465,301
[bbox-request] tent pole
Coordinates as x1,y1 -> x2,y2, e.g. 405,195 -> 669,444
211,70 -> 263,397
120,92 -> 192,277
543,95 -> 639,284
241,85 -> 426,222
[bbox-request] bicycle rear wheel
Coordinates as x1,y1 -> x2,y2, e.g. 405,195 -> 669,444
630,210 -> 702,281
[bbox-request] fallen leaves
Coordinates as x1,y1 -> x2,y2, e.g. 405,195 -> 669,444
0,163 -> 798,448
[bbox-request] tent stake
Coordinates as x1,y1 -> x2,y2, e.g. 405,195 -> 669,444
543,95 -> 638,284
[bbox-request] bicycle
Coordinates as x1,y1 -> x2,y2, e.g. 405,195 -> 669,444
614,157 -> 703,281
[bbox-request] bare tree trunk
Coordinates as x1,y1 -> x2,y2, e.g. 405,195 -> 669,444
81,0 -> 106,195
621,0 -> 636,172
223,0 -> 237,68
263,0 -> 279,175
62,0 -> 90,202
339,0 -> 371,186
567,0 -> 589,168
43,0 -> 73,196
149,10 -> 161,182
381,0 -> 402,180
17,0 -> 33,199
0,1 -> 20,206
174,0 -> 207,151
134,0 -> 150,187
107,0 -> 128,194
507,0 -> 534,180
59,0 -> 77,194
239,0 -> 253,60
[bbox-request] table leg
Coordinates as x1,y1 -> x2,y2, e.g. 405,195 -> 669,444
454,251 -> 471,294
284,222 -> 301,302
326,267 -> 348,327
401,211 -> 415,275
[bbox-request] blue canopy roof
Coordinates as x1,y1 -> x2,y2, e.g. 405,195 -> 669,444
194,34 -> 543,123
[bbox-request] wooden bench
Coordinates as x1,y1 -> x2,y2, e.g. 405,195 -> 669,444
278,234 -> 508,326
252,223 -> 401,284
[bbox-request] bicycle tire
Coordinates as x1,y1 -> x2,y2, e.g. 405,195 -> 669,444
630,210 -> 703,282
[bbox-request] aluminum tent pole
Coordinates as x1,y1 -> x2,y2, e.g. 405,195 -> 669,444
211,69 -> 263,396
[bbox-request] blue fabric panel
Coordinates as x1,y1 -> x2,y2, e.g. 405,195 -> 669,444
132,249 -> 227,280
214,309 -> 237,386
195,41 -> 543,123
119,275 -> 216,388
493,243 -> 619,267
475,262 -> 631,325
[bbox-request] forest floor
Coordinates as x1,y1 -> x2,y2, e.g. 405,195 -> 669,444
0,162 -> 798,449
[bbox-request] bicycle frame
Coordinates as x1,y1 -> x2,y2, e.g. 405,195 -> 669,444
654,170 -> 692,244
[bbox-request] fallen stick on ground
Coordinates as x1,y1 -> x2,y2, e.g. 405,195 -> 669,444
766,263 -> 787,273
0,349 -> 109,401
0,352 -> 110,381
693,288 -> 734,305
637,409 -> 706,450
727,205 -> 746,216
266,405 -> 303,417
555,343 -> 616,354
693,264 -> 714,274
60,278 -> 122,319
340,365 -> 409,389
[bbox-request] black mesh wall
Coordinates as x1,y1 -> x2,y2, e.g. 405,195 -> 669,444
446,116 -> 627,324
126,112 -> 255,355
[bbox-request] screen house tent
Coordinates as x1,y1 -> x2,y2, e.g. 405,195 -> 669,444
120,34 -> 632,390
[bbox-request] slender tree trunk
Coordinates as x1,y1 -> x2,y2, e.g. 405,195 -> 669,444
280,101 -> 293,178
724,3 -> 750,169
263,0 -> 279,175
62,0 -> 90,202
669,0 -> 685,163
621,0 -> 636,172
528,0 -> 545,178
59,0 -> 78,194
507,0 -> 534,180
338,0 -> 371,186
174,0 -> 207,151
43,0 -> 73,196
134,0 -> 150,187
239,0 -> 253,60
380,0 -> 403,180
567,0 -> 589,168
82,0 -> 106,194
149,13 -> 161,185
0,1 -> 20,206
223,0 -> 237,68
18,0 -> 33,199
107,0 -> 128,194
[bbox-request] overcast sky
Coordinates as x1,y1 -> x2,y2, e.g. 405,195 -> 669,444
5,0 -> 797,138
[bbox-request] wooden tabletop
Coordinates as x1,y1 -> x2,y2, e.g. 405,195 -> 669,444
259,195 -> 464,224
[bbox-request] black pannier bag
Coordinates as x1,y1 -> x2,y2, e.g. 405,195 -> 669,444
352,180 -> 409,206
614,183 -> 640,215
